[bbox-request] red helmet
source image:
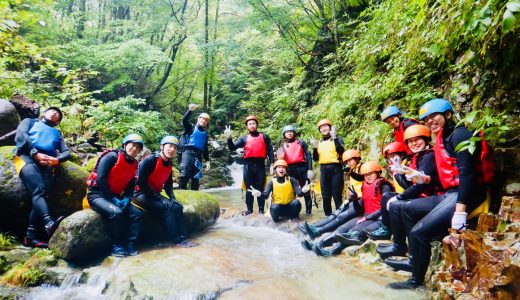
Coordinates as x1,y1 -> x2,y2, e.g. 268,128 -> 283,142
382,142 -> 407,158
360,161 -> 382,175
245,115 -> 259,125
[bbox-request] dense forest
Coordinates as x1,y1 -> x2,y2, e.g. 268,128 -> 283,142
1,0 -> 519,153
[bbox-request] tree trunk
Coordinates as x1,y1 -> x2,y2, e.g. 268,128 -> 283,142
203,0 -> 210,110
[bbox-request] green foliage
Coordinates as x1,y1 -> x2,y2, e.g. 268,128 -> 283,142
89,96 -> 168,149
0,233 -> 16,251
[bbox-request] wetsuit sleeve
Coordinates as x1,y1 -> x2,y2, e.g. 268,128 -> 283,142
136,155 -> 157,197
451,127 -> 479,206
123,177 -> 136,198
261,180 -> 273,199
14,118 -> 36,156
263,133 -> 274,163
291,177 -> 304,197
56,137 -> 71,162
227,135 -> 246,151
313,148 -> 319,162
353,196 -> 364,216
203,136 -> 209,162
96,152 -> 119,199
394,174 -> 412,190
334,136 -> 345,157
300,141 -> 313,170
350,170 -> 364,182
183,110 -> 194,134
164,170 -> 174,200
365,183 -> 393,220
398,152 -> 438,200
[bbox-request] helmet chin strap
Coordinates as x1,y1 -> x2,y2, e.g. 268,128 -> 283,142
42,117 -> 58,127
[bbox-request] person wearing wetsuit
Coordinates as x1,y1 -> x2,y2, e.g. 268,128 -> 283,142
130,136 -> 195,248
311,119 -> 345,216
279,125 -> 313,214
388,99 -> 489,289
87,133 -> 143,257
179,104 -> 210,190
310,161 -> 394,256
374,125 -> 443,265
14,107 -> 70,248
225,115 -> 274,215
251,160 -> 308,222
380,106 -> 419,155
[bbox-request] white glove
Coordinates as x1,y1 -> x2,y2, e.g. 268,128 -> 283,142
301,182 -> 311,193
224,125 -> 232,138
330,125 -> 337,139
386,196 -> 398,211
269,163 -> 274,175
248,186 -> 262,197
310,137 -> 318,149
307,170 -> 315,180
205,161 -> 210,171
404,167 -> 428,184
451,212 -> 467,230
188,103 -> 198,111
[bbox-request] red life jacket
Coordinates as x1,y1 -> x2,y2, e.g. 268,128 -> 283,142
361,178 -> 390,215
283,140 -> 305,165
146,156 -> 172,193
395,118 -> 418,155
87,150 -> 137,195
434,128 -> 460,190
476,130 -> 495,184
243,133 -> 267,159
409,149 -> 443,197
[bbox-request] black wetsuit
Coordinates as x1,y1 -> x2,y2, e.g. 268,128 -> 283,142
261,176 -> 303,222
227,131 -> 274,213
281,139 -> 313,213
15,118 -> 70,241
403,124 -> 487,283
179,110 -> 209,190
87,151 -> 140,249
313,136 -> 345,215
130,153 -> 187,242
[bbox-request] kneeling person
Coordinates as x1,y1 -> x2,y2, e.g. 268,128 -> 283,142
251,160 -> 309,222
130,136 -> 195,247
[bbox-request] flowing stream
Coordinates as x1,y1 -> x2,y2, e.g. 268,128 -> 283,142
28,164 -> 426,299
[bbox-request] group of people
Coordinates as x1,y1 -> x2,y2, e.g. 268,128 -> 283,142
14,104 -> 209,257
14,98 -> 493,290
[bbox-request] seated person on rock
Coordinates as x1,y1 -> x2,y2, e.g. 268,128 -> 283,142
380,105 -> 419,153
297,149 -> 363,240
14,106 -> 70,248
250,160 -> 309,222
365,142 -> 410,240
375,125 -> 443,271
129,136 -> 196,248
331,161 -> 395,250
86,133 -> 143,257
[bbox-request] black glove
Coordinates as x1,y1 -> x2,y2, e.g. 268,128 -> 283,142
343,165 -> 351,173
347,186 -> 358,202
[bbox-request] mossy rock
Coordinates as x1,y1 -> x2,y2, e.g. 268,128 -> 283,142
0,146 -> 89,236
0,248 -> 58,287
84,156 -> 97,173
0,100 -> 19,146
50,191 -> 220,262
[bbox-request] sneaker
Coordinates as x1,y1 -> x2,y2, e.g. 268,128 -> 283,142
334,231 -> 364,246
127,243 -> 138,256
241,210 -> 253,216
387,278 -> 423,289
384,257 -> 413,272
23,236 -> 49,249
301,239 -> 313,251
111,245 -> 126,257
366,224 -> 391,240
297,223 -> 307,235
306,209 -> 311,215
304,223 -> 320,240
44,216 -> 65,237
175,240 -> 199,248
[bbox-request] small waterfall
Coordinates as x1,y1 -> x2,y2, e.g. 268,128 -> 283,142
367,134 -> 381,161
228,162 -> 243,189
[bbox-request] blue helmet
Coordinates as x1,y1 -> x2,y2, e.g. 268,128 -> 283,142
122,133 -> 144,148
160,135 -> 179,146
380,106 -> 402,121
419,98 -> 454,120
282,125 -> 296,136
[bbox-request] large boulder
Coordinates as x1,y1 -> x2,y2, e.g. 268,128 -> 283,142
0,146 -> 88,237
49,191 -> 220,262
0,99 -> 20,146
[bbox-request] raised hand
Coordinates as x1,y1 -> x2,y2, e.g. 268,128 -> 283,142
224,125 -> 232,138
330,125 -> 337,139
301,182 -> 311,193
247,186 -> 262,197
310,137 -> 318,149
188,103 -> 198,111
348,186 -> 358,202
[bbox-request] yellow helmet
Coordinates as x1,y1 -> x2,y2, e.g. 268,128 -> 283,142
199,113 -> 210,121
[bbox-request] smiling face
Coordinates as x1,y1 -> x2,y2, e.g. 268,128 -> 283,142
424,112 -> 448,134
363,171 -> 378,184
384,115 -> 400,129
345,158 -> 358,169
319,125 -> 331,136
161,143 -> 177,159
197,117 -> 209,128
124,142 -> 142,157
247,120 -> 258,132
44,109 -> 61,125
284,130 -> 295,140
276,165 -> 287,177
406,136 -> 427,153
